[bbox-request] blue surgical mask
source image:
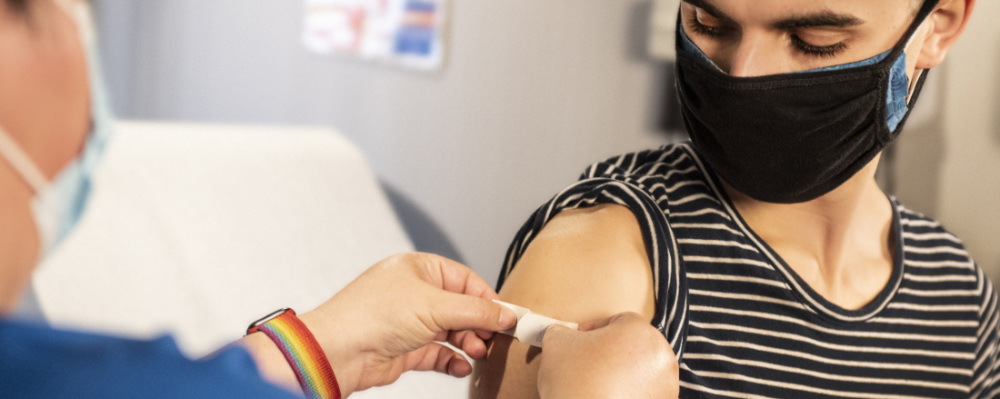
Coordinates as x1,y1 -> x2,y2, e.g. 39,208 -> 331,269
0,0 -> 113,260
678,27 -> 912,132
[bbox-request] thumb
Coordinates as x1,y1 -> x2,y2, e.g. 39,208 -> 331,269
433,293 -> 518,332
578,312 -> 643,331
540,323 -> 577,348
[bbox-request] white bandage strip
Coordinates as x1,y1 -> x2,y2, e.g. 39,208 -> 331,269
493,300 -> 578,348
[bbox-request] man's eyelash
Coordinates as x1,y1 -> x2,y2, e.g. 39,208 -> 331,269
687,17 -> 729,37
791,36 -> 848,58
688,14 -> 850,59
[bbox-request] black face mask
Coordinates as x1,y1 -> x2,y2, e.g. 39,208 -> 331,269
675,0 -> 939,204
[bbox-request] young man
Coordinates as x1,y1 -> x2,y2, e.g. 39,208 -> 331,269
0,0 -> 678,397
473,0 -> 992,397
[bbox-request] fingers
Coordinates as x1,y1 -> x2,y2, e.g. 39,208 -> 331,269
577,315 -> 615,332
432,293 -> 518,333
541,324 -> 576,348
447,330 -> 489,359
545,313 -> 648,348
407,343 -> 474,378
578,311 -> 644,331
474,329 -> 494,340
418,252 -> 500,300
433,329 -> 449,343
406,253 -> 516,335
446,353 -> 473,377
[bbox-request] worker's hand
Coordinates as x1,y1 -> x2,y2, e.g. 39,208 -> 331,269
299,253 -> 517,397
537,312 -> 679,399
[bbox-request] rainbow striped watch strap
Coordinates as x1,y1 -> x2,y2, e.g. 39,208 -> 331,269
247,308 -> 341,399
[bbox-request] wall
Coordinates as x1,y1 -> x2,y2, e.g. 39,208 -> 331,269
92,0 -> 1000,285
891,0 -> 1000,283
91,0 -> 674,281
933,0 -> 1000,282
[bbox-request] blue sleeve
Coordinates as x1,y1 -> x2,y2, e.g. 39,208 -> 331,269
0,320 -> 302,399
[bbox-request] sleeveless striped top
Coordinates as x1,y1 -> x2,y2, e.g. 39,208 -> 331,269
498,143 -> 999,398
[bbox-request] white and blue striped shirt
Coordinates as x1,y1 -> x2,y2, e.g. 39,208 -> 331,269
499,143 -> 999,398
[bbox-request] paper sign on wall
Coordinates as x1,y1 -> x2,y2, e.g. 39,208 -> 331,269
303,0 -> 448,71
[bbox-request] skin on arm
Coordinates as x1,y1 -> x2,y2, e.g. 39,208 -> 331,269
470,204 -> 657,399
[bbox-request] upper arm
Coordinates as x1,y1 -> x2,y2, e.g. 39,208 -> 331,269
470,204 -> 656,399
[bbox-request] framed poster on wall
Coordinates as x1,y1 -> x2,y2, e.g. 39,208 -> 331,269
303,0 -> 448,71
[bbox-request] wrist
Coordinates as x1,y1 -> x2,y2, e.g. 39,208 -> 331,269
246,308 -> 343,399
300,309 -> 362,397
240,332 -> 302,394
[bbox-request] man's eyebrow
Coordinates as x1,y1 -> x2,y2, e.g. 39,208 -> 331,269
681,0 -> 736,24
772,12 -> 865,30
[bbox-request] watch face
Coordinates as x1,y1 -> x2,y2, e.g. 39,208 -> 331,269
247,308 -> 294,334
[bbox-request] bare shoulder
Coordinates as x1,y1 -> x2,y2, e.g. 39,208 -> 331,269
470,204 -> 655,399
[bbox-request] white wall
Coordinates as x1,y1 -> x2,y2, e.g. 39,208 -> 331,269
934,0 -> 1000,281
93,0 -> 1000,286
92,0 -> 674,281
891,0 -> 1000,283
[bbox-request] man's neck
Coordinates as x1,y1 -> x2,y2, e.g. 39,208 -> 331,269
723,159 -> 896,310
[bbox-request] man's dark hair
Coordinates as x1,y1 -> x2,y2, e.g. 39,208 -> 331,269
4,0 -> 28,13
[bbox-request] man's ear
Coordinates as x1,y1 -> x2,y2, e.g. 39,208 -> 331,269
916,0 -> 977,69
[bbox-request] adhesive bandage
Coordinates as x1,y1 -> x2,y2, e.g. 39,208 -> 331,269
493,300 -> 578,348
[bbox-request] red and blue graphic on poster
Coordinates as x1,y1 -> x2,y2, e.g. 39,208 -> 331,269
303,0 -> 447,71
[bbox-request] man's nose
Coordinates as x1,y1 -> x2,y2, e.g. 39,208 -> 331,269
724,34 -> 785,77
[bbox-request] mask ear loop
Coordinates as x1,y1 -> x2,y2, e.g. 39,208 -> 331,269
906,69 -> 925,103
2,1 -> 90,196
0,127 -> 51,194
900,4 -> 935,103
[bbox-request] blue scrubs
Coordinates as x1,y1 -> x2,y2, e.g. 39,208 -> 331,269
0,319 -> 301,398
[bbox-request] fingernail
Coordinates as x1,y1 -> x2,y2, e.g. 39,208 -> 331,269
499,307 -> 517,329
